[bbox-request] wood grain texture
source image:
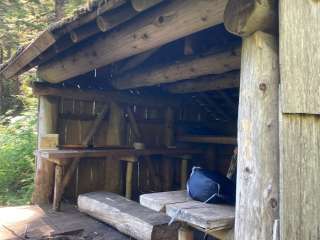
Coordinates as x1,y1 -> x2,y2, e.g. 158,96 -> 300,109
280,114 -> 320,240
112,49 -> 240,89
78,192 -> 180,240
32,96 -> 58,204
104,102 -> 125,193
224,0 -> 277,37
37,0 -> 228,83
279,0 -> 320,114
164,71 -> 240,94
235,31 -> 279,240
140,190 -> 191,212
166,201 -> 235,230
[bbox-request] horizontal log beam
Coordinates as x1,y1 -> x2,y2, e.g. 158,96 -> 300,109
131,0 -> 163,11
164,71 -> 240,93
177,135 -> 237,145
37,0 -> 228,83
224,0 -> 277,37
112,48 -> 241,89
32,82 -> 180,107
96,3 -> 138,32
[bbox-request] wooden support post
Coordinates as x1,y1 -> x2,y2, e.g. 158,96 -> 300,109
178,226 -> 193,240
235,31 -> 279,240
32,96 -> 58,204
180,155 -> 191,190
125,162 -> 134,199
53,165 -> 63,211
105,102 -> 125,193
162,107 -> 175,191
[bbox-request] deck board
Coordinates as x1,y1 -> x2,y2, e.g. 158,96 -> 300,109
0,204 -> 129,240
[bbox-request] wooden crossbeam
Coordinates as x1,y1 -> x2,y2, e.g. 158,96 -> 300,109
112,49 -> 241,90
164,71 -> 240,94
32,82 -> 180,107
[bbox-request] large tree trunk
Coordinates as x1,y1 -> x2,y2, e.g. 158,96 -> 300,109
235,31 -> 279,240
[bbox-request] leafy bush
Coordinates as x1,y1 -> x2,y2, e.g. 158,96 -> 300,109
0,80 -> 37,206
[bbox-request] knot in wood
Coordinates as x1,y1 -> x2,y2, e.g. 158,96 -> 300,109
259,83 -> 267,91
270,198 -> 278,208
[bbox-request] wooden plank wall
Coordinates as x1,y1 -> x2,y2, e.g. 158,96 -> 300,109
279,1 -> 320,239
55,96 -> 235,201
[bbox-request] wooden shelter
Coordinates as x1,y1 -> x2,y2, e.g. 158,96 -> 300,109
1,0 -> 319,240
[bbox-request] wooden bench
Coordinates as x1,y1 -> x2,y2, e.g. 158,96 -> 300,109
78,192 -> 180,240
140,191 -> 235,240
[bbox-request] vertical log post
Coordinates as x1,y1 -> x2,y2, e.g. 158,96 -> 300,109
53,165 -> 63,211
178,226 -> 193,240
33,96 -> 58,204
235,31 -> 279,240
162,106 -> 175,191
180,155 -> 191,190
125,162 -> 134,199
105,102 -> 125,193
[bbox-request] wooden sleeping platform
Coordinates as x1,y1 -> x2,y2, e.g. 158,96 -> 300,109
0,204 -> 130,240
140,191 -> 235,240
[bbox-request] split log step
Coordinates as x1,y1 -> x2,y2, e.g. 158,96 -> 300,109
78,192 -> 180,240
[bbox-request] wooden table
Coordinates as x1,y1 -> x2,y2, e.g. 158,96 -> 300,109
36,148 -> 203,210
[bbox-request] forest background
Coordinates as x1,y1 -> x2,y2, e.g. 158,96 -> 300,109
0,0 -> 88,206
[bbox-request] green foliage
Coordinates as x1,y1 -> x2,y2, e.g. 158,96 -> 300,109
0,82 -> 37,206
0,0 -> 88,206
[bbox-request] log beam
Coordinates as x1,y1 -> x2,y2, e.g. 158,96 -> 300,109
96,3 -> 138,32
112,48 -> 241,90
235,31 -> 279,240
32,83 -> 180,107
164,71 -> 240,94
224,0 -> 277,37
38,0 -> 229,83
131,0 -> 163,11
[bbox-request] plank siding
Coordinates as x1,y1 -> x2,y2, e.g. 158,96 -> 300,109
280,114 -> 320,240
280,0 -> 320,114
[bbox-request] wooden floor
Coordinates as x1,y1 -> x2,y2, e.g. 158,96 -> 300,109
0,204 -> 130,240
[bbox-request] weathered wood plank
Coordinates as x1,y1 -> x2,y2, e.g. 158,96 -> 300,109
164,71 -> 240,94
279,0 -> 320,114
235,31 -> 279,240
78,192 -> 180,240
140,190 -> 190,212
112,49 -> 241,89
37,0 -> 228,83
166,201 -> 235,231
0,31 -> 55,79
279,114 -> 320,240
39,148 -> 203,161
177,135 -> 237,145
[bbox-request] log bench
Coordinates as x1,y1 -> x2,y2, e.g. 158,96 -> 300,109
140,191 -> 235,240
78,192 -> 180,240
